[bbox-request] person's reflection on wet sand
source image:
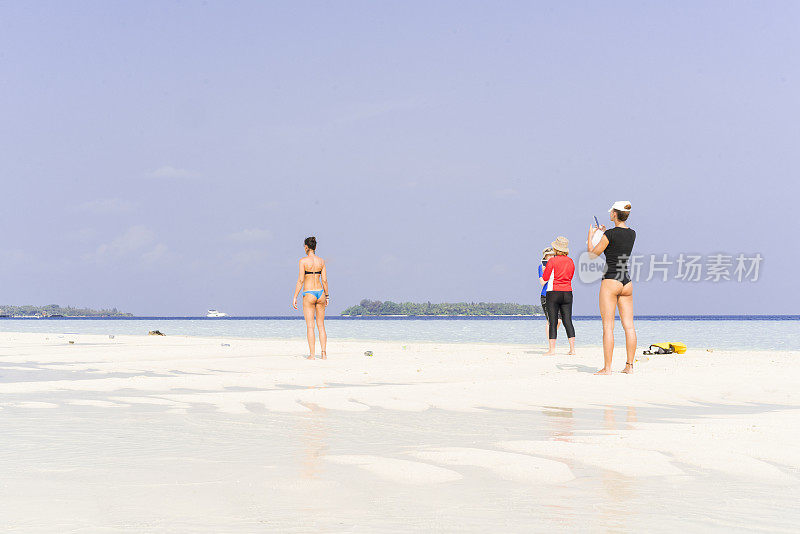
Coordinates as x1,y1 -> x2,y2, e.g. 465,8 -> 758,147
598,407 -> 636,531
543,406 -> 574,442
300,399 -> 328,479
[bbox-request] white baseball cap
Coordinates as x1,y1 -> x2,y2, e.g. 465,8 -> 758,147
608,200 -> 632,212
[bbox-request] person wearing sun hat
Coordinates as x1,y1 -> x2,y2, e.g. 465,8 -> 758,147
541,236 -> 576,355
538,247 -> 563,340
587,201 -> 637,374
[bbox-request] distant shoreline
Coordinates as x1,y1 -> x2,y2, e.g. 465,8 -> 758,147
0,305 -> 132,318
0,315 -> 132,319
341,300 -> 543,317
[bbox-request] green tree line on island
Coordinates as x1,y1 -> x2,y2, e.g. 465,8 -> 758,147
341,299 -> 543,316
0,304 -> 132,317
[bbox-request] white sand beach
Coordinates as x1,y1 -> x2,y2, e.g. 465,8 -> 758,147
1,331 -> 798,532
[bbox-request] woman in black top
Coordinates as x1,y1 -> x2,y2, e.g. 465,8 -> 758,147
588,201 -> 637,374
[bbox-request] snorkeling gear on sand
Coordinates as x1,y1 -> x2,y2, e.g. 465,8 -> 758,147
643,343 -> 673,355
643,342 -> 687,355
669,342 -> 687,354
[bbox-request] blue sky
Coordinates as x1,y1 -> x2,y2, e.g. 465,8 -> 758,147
1,1 -> 797,315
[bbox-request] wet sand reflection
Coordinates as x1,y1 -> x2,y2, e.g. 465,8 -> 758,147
543,406 -> 574,443
597,407 -> 638,531
299,390 -> 328,480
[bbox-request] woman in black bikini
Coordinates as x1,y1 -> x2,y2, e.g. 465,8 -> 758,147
588,202 -> 637,374
292,236 -> 329,359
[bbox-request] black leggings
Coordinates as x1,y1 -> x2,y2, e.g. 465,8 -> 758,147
546,291 -> 575,340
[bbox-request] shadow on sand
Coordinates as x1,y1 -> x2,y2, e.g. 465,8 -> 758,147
556,363 -> 598,374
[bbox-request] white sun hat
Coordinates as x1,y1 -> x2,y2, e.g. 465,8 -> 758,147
608,200 -> 632,212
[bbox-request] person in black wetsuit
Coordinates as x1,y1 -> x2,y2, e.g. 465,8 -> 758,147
587,201 -> 637,374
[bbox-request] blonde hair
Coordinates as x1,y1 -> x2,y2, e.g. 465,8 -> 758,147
555,249 -> 568,256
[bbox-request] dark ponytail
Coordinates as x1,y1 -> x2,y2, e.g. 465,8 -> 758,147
304,236 -> 317,251
612,209 -> 630,222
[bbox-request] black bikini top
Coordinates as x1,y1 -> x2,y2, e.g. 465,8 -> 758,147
305,270 -> 322,275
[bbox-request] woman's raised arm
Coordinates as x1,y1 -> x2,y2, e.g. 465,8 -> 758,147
587,225 -> 609,259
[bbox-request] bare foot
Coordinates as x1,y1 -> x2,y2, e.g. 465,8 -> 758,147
320,351 -> 327,360
594,368 -> 612,375
621,363 -> 634,374
542,350 -> 556,356
306,354 -> 315,360
567,350 -> 576,355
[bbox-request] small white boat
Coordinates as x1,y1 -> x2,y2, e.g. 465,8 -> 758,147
206,309 -> 228,318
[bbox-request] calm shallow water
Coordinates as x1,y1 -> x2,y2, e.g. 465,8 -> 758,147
1,317 -> 798,351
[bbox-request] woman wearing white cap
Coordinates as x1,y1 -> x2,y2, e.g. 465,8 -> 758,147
588,201 -> 637,374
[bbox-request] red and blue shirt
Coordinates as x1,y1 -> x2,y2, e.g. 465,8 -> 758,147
542,255 -> 575,292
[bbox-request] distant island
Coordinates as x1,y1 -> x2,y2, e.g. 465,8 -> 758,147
0,304 -> 132,318
341,299 -> 543,317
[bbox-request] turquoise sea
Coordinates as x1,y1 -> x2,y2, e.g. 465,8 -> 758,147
1,316 -> 798,351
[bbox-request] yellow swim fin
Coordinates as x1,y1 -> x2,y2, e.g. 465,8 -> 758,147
669,342 -> 687,354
